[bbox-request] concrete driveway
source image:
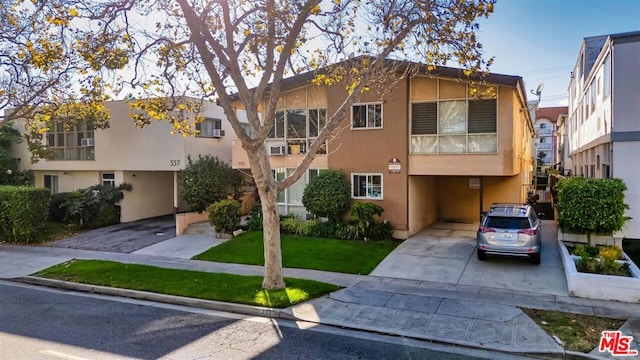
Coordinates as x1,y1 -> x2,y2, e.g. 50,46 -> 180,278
47,216 -> 176,253
371,220 -> 568,296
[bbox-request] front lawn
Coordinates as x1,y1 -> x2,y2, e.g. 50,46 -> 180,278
193,231 -> 401,275
34,259 -> 341,308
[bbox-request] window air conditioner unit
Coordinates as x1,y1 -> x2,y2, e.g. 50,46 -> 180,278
81,138 -> 94,147
269,145 -> 286,155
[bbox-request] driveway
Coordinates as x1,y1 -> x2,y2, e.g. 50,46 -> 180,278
371,220 -> 568,296
47,216 -> 176,253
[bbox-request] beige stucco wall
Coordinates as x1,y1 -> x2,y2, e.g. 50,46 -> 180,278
119,171 -> 175,222
408,176 -> 438,235
14,100 -> 233,172
32,170 -> 100,193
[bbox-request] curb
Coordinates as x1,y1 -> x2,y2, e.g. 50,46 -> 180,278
15,276 -> 297,321
9,276 -> 606,359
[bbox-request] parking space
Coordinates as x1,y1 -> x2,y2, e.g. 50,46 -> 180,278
47,215 -> 176,253
371,220 -> 568,296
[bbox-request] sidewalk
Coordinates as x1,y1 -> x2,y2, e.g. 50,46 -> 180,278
1,238 -> 639,359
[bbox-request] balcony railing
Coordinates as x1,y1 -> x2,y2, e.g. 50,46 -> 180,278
537,128 -> 553,136
537,142 -> 552,151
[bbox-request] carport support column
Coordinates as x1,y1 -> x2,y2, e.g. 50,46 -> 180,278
173,171 -> 178,215
479,176 -> 484,222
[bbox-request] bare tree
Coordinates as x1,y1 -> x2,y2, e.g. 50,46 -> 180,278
10,0 -> 495,289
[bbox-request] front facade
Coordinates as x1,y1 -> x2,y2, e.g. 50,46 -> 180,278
12,100 -> 238,222
567,31 -> 640,240
232,63 -> 535,239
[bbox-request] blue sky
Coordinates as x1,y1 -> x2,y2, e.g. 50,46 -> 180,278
475,0 -> 640,107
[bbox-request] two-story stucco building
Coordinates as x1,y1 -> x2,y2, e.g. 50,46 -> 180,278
567,30 -> 640,240
232,62 -> 535,239
11,99 -> 240,222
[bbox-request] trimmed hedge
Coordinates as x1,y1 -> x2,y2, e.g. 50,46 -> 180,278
208,199 -> 241,235
556,177 -> 630,236
0,186 -> 50,243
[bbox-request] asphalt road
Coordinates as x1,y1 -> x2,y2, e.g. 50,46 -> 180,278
0,281 -> 525,360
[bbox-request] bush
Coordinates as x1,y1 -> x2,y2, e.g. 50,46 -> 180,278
208,199 -> 241,235
0,186 -> 50,243
180,155 -> 244,212
62,183 -> 131,228
280,216 -> 316,236
349,202 -> 392,241
556,177 -> 631,244
48,192 -> 73,222
246,201 -> 263,231
302,170 -> 351,221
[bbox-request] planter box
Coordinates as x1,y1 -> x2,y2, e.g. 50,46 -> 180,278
557,227 -> 623,247
558,240 -> 640,303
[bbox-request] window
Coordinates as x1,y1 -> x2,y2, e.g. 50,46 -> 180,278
411,99 -> 497,154
604,55 -> 611,99
352,103 -> 382,129
46,121 -> 95,160
590,84 -> 596,113
273,168 -> 328,218
102,173 -> 115,187
196,118 -> 223,137
44,175 -> 59,194
539,123 -> 546,129
352,174 -> 383,199
267,109 -> 327,155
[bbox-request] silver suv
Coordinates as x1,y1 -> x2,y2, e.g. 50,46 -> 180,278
476,203 -> 544,264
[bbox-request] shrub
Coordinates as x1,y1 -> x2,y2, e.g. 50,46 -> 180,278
350,202 -> 384,225
246,200 -> 263,231
208,199 -> 241,235
48,192 -> 73,222
62,183 -> 131,228
556,177 -> 631,245
302,170 -> 351,221
280,216 -> 316,236
349,202 -> 392,241
180,155 -> 244,212
0,186 -> 50,243
367,221 -> 393,241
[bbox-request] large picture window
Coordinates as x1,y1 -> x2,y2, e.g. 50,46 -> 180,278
46,121 -> 95,160
352,173 -> 383,199
267,109 -> 327,155
273,168 -> 328,218
352,103 -> 382,129
410,99 -> 497,154
196,118 -> 223,137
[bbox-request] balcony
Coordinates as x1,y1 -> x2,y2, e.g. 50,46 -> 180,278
537,128 -> 553,136
537,142 -> 552,151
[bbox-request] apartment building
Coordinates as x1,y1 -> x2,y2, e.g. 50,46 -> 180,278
567,30 -> 640,239
11,100 -> 238,222
534,106 -> 568,170
232,62 -> 535,239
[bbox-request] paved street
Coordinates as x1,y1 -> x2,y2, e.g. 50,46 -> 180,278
0,282 -> 521,360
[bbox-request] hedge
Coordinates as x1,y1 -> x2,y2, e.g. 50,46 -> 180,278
0,186 -> 50,243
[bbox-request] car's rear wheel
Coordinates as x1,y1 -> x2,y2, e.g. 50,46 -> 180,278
477,249 -> 487,260
530,253 -> 541,265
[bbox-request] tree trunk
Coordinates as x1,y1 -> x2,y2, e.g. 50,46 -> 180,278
258,176 -> 285,290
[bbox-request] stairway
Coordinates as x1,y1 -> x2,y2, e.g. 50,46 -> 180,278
183,221 -> 216,235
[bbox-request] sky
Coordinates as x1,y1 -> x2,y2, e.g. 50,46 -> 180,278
474,0 -> 640,108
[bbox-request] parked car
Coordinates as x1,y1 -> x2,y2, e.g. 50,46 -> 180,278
477,203 -> 544,264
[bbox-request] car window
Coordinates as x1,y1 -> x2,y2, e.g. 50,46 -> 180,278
486,217 -> 531,229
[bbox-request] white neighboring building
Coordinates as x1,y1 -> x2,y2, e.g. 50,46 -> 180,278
567,30 -> 640,240
11,99 -> 242,222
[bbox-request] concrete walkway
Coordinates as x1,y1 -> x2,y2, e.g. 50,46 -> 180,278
1,225 -> 639,358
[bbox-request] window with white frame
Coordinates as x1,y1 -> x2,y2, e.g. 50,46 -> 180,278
102,173 -> 115,187
272,168 -> 328,218
603,55 -> 611,99
46,120 -> 95,160
267,109 -> 327,155
352,173 -> 382,199
196,117 -> 223,137
411,99 -> 497,154
352,103 -> 382,129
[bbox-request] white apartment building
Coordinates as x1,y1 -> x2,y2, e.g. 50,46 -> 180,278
11,99 -> 241,222
567,31 -> 640,239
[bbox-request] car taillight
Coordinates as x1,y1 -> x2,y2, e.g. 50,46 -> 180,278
479,227 -> 496,233
518,228 -> 538,235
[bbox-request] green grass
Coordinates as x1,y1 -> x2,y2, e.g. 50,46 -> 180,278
193,231 -> 401,274
34,260 -> 341,308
